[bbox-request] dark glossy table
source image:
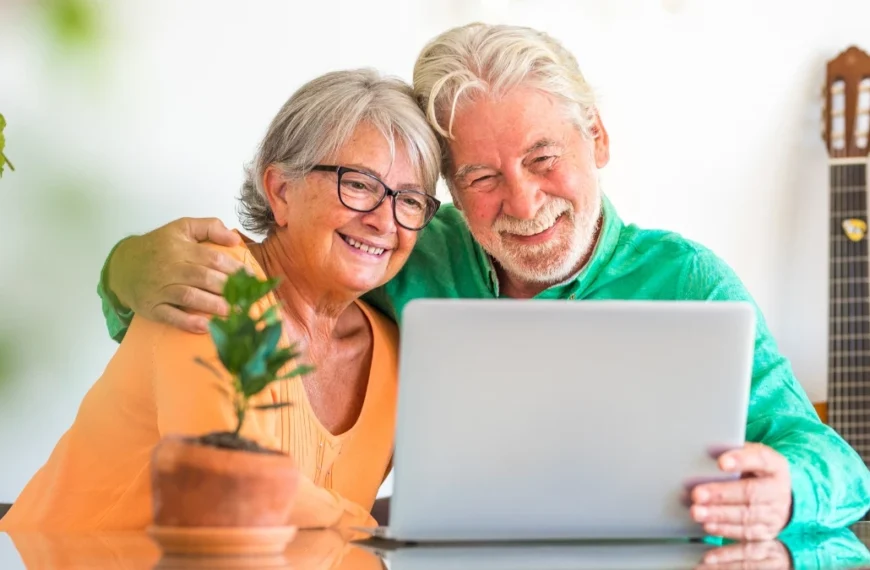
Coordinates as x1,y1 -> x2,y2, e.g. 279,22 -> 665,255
1,524 -> 869,569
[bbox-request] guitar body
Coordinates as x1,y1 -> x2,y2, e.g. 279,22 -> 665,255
816,46 -> 870,485
814,402 -> 828,424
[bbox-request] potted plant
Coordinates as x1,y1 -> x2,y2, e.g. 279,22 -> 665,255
148,269 -> 313,556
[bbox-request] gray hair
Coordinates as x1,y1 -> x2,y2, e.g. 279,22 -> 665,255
238,69 -> 441,234
412,23 -> 598,183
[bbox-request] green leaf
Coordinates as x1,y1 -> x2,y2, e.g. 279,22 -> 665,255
240,374 -> 269,399
208,319 -> 232,370
193,356 -> 223,380
258,305 -> 280,326
222,271 -> 243,307
258,322 -> 283,358
254,402 -> 292,411
0,113 -> 13,178
266,347 -> 296,377
277,364 -> 314,381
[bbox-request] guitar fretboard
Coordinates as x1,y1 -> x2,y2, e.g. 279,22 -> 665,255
828,162 -> 870,461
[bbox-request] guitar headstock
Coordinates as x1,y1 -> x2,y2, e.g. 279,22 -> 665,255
822,46 -> 870,159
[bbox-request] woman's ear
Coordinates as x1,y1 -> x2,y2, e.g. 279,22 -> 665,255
262,165 -> 290,227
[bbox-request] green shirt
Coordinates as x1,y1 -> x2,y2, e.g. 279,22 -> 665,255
98,195 -> 870,533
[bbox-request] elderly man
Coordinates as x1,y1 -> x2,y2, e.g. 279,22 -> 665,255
97,23 -> 869,540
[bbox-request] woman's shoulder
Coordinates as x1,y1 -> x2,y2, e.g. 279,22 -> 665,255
201,232 -> 263,274
356,300 -> 399,348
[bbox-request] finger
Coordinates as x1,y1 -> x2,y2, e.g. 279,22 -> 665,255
702,522 -> 778,542
718,444 -> 785,477
691,504 -> 778,527
701,541 -> 787,565
182,217 -> 241,247
152,304 -> 211,334
693,477 -> 775,506
189,244 -> 247,276
179,263 -> 231,296
695,558 -> 787,570
162,285 -> 229,318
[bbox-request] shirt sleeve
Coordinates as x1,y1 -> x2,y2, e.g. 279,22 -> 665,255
679,247 -> 870,532
97,237 -> 135,343
149,321 -> 376,530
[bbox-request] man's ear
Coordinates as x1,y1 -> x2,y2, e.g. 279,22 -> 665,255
588,110 -> 610,168
262,165 -> 291,227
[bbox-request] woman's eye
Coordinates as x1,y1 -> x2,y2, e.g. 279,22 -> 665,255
534,155 -> 555,164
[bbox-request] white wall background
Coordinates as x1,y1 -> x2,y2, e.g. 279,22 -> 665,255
0,0 -> 867,502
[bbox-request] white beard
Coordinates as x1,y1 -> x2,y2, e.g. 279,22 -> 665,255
467,188 -> 602,286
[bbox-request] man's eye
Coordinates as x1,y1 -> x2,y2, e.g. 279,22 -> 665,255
472,175 -> 493,184
533,155 -> 555,163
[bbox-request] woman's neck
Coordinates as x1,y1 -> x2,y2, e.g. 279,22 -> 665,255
246,235 -> 358,351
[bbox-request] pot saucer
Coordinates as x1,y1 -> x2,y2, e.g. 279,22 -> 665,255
147,525 -> 297,557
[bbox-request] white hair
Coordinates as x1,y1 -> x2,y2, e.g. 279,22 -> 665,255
238,69 -> 441,234
412,23 -> 598,183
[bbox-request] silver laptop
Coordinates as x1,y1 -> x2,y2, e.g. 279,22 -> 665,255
363,541 -> 717,570
363,299 -> 755,543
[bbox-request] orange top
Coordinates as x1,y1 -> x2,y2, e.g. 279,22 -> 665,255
0,243 -> 397,532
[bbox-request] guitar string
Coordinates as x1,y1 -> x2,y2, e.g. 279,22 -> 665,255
860,158 -> 867,441
842,157 -> 848,440
835,152 -> 841,437
846,158 -> 853,444
836,149 -> 843,438
860,159 -> 867,451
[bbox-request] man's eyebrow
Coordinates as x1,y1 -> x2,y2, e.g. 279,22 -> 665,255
454,164 -> 489,179
524,139 -> 561,155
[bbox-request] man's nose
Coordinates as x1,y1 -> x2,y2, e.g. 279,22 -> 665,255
501,172 -> 546,220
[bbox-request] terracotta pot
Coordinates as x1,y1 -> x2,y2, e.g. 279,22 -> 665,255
150,435 -> 299,528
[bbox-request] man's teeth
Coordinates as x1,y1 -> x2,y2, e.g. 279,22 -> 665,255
343,235 -> 386,256
516,215 -> 560,236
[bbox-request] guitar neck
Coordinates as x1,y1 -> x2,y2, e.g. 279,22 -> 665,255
828,159 -> 870,461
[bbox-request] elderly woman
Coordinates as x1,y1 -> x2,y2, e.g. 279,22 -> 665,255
0,69 -> 441,531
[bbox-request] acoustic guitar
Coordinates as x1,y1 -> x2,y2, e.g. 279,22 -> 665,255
813,46 -> 870,475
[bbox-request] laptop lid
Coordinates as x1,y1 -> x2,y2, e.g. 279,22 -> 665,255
389,300 -> 755,542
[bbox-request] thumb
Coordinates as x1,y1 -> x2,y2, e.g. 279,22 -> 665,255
183,217 -> 242,247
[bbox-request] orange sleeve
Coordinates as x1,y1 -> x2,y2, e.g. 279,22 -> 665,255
150,321 -> 376,530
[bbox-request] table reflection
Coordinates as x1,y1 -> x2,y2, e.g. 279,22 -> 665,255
0,525 -> 867,570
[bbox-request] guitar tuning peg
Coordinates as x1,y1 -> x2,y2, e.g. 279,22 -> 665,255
821,90 -> 827,139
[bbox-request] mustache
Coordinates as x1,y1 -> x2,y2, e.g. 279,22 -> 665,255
492,197 -> 574,236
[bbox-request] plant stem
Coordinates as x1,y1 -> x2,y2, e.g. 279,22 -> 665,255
234,397 -> 246,438
1,152 -> 13,171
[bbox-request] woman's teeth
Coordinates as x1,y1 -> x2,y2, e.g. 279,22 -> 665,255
342,235 -> 386,256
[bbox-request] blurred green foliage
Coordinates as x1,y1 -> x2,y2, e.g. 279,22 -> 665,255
0,0 -> 102,395
0,113 -> 13,177
42,0 -> 100,49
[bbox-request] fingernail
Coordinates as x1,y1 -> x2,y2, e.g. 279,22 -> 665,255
694,506 -> 708,519
721,456 -> 736,469
695,489 -> 709,502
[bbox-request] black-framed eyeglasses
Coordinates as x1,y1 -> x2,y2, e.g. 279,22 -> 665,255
311,165 -> 440,231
